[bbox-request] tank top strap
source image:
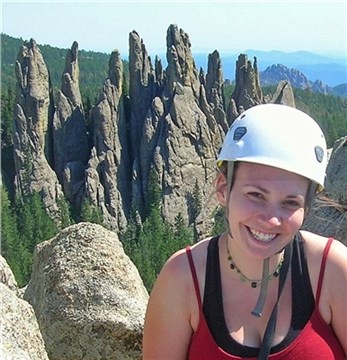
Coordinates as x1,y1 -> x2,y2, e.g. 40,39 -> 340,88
186,246 -> 202,311
316,238 -> 334,305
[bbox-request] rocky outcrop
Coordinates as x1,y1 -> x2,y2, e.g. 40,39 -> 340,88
52,41 -> 89,208
85,50 -> 130,231
14,38 -> 63,218
134,25 -> 224,230
165,24 -> 200,99
0,254 -> 18,293
1,256 -> 49,360
129,31 -> 157,161
24,222 -> 149,360
200,50 -> 229,132
227,54 -> 263,123
304,136 -> 347,244
268,80 -> 296,107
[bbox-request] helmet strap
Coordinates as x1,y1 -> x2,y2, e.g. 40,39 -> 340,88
256,240 -> 293,359
305,182 -> 317,213
223,162 -> 235,237
251,258 -> 270,317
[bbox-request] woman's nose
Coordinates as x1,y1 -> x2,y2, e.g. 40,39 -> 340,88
257,208 -> 282,227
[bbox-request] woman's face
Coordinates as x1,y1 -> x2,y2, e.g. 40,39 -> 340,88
216,162 -> 309,259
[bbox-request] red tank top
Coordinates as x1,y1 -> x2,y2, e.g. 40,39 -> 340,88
186,238 -> 345,359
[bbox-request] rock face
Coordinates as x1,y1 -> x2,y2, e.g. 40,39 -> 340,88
1,256 -> 49,360
129,30 -> 157,161
13,38 -> 63,218
132,25 -> 224,230
0,254 -> 18,293
268,80 -> 296,107
24,222 -> 149,360
52,41 -> 89,208
226,54 -> 263,124
85,50 -> 130,231
304,136 -> 347,244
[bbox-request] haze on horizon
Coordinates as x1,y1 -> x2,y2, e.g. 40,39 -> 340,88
2,1 -> 346,59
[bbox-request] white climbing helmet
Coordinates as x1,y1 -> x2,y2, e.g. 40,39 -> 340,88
217,104 -> 327,191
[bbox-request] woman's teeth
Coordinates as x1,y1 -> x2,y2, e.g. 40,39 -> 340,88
249,228 -> 277,242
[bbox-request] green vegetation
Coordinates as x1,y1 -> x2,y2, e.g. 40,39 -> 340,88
1,187 -> 59,286
120,169 -> 194,291
293,88 -> 347,148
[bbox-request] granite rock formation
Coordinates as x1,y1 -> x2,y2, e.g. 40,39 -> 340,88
304,136 -> 347,243
85,50 -> 130,231
268,80 -> 296,107
13,38 -> 63,218
52,41 -> 89,208
1,255 -> 49,360
24,222 -> 149,360
129,30 -> 157,161
133,25 -> 224,230
226,54 -> 263,124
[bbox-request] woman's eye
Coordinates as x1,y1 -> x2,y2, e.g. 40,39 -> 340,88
283,200 -> 301,208
248,192 -> 264,200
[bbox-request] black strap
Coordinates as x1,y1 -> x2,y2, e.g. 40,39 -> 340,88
257,240 -> 293,359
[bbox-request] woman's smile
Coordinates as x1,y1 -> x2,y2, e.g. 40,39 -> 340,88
248,227 -> 278,243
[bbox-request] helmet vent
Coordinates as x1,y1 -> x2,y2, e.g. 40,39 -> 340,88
315,146 -> 324,163
233,126 -> 247,141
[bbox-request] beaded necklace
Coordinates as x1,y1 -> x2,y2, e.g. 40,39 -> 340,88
225,238 -> 284,288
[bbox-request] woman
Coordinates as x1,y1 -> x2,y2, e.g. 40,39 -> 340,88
142,104 -> 347,359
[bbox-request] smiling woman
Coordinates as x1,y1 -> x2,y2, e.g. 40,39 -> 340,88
142,104 -> 347,360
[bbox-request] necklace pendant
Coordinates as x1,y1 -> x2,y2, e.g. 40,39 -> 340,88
251,282 -> 258,288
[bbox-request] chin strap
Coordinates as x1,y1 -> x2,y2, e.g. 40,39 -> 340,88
256,240 -> 293,359
251,257 -> 270,317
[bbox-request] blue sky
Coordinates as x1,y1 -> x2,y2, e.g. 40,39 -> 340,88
1,1 -> 346,59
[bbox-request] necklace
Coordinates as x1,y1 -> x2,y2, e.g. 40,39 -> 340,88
225,238 -> 284,288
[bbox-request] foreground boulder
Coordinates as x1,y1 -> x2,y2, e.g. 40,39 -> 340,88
24,222 -> 149,360
0,256 -> 49,360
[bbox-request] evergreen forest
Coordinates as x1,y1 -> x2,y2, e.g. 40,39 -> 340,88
1,33 -> 347,292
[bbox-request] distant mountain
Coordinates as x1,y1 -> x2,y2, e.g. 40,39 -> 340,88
191,50 -> 346,87
333,83 -> 347,98
259,64 -> 347,97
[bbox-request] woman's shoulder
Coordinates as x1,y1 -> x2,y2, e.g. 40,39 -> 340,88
299,230 -> 347,262
299,230 -> 347,311
162,236 -> 213,277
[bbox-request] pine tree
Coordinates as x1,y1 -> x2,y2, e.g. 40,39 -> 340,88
57,195 -> 73,229
191,179 -> 202,222
173,212 -> 193,252
0,186 -> 23,282
1,85 -> 15,147
210,206 -> 226,236
144,167 -> 162,219
80,198 -> 103,224
12,192 -> 59,285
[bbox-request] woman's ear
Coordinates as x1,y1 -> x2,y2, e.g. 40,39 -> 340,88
215,172 -> 228,207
